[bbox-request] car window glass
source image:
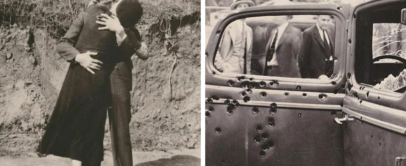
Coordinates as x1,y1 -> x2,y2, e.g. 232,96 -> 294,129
360,23 -> 406,93
213,15 -> 338,80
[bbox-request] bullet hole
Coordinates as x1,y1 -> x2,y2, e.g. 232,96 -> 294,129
227,80 -> 235,86
208,106 -> 214,111
331,81 -> 337,85
269,80 -> 279,87
212,96 -> 219,100
259,81 -> 266,87
296,86 -> 301,90
259,151 -> 266,158
318,94 -> 328,101
284,92 -> 289,96
215,127 -> 221,133
256,125 -> 263,132
270,103 -> 277,115
206,111 -> 210,117
249,77 -> 254,81
366,91 -> 370,97
207,98 -> 213,103
371,135 -> 373,138
378,96 -> 380,99
240,91 -> 247,97
302,93 -> 307,97
347,83 -> 353,91
359,100 -> 362,104
227,105 -> 235,115
268,117 -> 275,127
353,13 -> 356,19
333,89 -> 339,94
298,113 -> 302,118
348,39 -> 352,44
261,145 -> 270,151
243,96 -> 250,103
246,89 -> 253,94
260,92 -> 267,98
224,99 -> 230,104
379,143 -> 382,146
337,6 -> 342,10
261,133 -> 268,140
232,99 -> 239,105
212,71 -> 216,75
254,136 -> 261,143
252,107 -> 259,114
237,76 -> 246,81
347,73 -> 352,79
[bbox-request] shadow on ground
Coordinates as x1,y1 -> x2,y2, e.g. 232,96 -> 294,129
134,155 -> 200,166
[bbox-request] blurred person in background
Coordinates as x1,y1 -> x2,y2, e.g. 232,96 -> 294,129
214,0 -> 254,74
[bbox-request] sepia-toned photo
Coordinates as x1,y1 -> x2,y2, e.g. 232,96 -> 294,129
0,0 -> 200,165
205,0 -> 406,165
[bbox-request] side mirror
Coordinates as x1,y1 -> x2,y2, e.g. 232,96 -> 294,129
401,8 -> 406,25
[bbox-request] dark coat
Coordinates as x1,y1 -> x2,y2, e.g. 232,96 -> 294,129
298,25 -> 335,78
263,24 -> 302,78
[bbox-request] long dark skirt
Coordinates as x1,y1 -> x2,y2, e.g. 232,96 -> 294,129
37,54 -> 114,164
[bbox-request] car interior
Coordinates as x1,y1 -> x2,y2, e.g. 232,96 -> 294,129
354,1 -> 406,93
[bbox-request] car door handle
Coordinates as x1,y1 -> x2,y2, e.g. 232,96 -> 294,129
334,115 -> 354,124
396,157 -> 406,166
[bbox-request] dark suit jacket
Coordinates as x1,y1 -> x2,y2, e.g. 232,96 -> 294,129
57,11 -> 142,91
298,25 -> 335,78
264,24 -> 302,78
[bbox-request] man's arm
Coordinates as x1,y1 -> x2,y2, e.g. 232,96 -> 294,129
118,28 -> 148,60
57,12 -> 102,74
56,12 -> 85,62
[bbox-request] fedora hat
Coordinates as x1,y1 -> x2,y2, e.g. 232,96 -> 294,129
230,0 -> 255,10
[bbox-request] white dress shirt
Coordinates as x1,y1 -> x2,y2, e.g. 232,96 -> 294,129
268,22 -> 289,66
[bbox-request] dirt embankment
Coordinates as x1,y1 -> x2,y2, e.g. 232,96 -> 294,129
0,0 -> 200,156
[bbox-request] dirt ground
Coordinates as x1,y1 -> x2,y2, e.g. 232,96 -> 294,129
0,149 -> 200,166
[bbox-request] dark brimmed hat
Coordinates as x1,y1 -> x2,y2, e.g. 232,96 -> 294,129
116,0 -> 143,28
230,0 -> 255,10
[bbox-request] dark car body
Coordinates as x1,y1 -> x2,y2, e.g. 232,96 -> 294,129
205,1 -> 406,166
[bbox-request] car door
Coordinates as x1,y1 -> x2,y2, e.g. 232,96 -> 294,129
343,0 -> 406,166
206,4 -> 350,166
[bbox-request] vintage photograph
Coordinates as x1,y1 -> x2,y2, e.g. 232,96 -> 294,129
0,0 -> 200,165
205,0 -> 406,165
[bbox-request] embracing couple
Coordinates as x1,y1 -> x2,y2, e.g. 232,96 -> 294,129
36,0 -> 146,166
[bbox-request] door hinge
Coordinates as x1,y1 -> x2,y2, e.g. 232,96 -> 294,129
334,115 -> 354,124
396,157 -> 406,166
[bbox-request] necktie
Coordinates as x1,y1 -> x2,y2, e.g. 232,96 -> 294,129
323,30 -> 334,76
267,29 -> 278,62
323,30 -> 332,58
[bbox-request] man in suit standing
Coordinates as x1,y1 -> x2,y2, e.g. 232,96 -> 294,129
299,15 -> 335,79
263,15 -> 302,77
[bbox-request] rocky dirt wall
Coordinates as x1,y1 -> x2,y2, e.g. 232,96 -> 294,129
0,0 -> 200,153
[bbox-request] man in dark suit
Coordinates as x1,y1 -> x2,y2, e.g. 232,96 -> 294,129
58,0 -> 147,166
299,15 -> 335,79
263,15 -> 302,77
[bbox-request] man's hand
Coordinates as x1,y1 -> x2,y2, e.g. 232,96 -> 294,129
75,51 -> 103,74
135,42 -> 148,58
96,14 -> 124,33
318,75 -> 329,81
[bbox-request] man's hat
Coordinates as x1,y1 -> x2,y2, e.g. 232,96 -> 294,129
230,0 -> 255,10
116,0 -> 143,28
